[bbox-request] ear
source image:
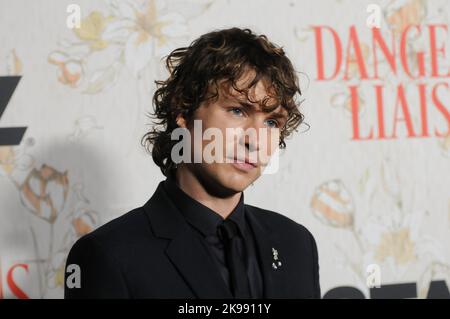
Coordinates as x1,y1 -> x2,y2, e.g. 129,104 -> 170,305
176,114 -> 187,128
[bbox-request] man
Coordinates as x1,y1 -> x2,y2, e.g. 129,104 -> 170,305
65,27 -> 320,299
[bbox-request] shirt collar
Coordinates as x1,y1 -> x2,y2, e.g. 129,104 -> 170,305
163,174 -> 246,237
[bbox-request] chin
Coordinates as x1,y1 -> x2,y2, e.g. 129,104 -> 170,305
194,163 -> 259,195
215,164 -> 259,192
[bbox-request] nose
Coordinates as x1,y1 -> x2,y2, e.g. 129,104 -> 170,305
240,118 -> 262,153
238,115 -> 279,165
243,134 -> 258,152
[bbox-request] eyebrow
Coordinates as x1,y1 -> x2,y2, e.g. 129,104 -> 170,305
227,97 -> 288,120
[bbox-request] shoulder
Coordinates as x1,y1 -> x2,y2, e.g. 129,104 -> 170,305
69,206 -> 153,256
64,209 -> 148,298
245,204 -> 317,243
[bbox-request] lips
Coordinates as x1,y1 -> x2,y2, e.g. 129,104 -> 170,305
226,156 -> 258,170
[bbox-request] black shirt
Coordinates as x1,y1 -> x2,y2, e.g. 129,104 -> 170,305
163,175 -> 263,298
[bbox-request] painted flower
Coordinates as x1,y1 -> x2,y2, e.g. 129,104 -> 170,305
20,164 -> 69,224
311,179 -> 354,228
104,0 -> 190,76
49,0 -> 212,91
74,11 -> 113,51
385,0 -> 426,37
48,51 -> 84,88
374,228 -> 416,265
71,208 -> 99,237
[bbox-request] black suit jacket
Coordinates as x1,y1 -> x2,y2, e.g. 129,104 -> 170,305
64,181 -> 321,299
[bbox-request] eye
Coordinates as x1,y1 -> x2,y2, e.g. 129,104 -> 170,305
229,107 -> 245,117
265,119 -> 279,128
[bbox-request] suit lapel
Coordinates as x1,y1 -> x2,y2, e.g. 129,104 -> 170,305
144,182 -> 233,298
245,205 -> 291,298
165,228 -> 233,298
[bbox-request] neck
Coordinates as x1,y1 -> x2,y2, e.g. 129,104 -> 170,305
174,165 -> 242,219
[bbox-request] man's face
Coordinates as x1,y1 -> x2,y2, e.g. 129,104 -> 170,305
177,70 -> 288,197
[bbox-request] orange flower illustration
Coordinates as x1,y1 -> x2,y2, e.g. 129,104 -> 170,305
386,0 -> 426,37
48,52 -> 84,88
311,180 -> 354,228
71,209 -> 99,237
20,164 -> 69,224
